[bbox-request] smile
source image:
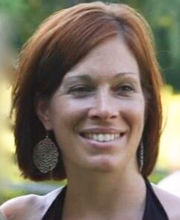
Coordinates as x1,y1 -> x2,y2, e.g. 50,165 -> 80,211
81,133 -> 122,142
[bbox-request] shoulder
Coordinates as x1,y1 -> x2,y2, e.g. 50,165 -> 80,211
0,187 -> 62,220
152,183 -> 180,220
0,194 -> 40,220
0,210 -> 7,220
158,171 -> 180,197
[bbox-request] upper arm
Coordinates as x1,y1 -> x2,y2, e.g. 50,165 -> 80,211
0,187 -> 62,220
0,199 -> 22,220
0,195 -> 38,220
0,210 -> 7,220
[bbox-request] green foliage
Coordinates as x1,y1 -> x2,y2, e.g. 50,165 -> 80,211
149,169 -> 170,184
144,0 -> 180,91
0,0 -> 67,48
0,188 -> 26,205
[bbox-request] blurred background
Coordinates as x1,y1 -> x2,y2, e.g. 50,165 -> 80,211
0,0 -> 180,204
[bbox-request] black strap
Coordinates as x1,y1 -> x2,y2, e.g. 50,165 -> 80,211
42,186 -> 66,220
43,179 -> 169,220
143,178 -> 169,220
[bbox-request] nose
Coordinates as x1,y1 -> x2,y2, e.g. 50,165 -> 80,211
88,89 -> 119,121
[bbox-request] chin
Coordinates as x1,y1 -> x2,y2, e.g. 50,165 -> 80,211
87,156 -> 124,173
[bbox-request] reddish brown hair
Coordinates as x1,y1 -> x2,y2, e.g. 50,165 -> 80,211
12,1 -> 163,180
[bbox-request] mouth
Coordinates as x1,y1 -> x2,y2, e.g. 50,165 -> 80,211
80,132 -> 125,143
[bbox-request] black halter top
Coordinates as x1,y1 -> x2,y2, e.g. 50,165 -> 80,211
43,179 -> 169,220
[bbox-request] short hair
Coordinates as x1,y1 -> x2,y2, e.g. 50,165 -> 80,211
12,1 -> 163,181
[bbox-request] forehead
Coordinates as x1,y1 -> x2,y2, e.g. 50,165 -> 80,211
63,36 -> 140,81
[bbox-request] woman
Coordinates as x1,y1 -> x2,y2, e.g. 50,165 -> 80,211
1,2 -> 180,220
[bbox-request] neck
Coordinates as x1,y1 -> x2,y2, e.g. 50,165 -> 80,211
63,169 -> 146,220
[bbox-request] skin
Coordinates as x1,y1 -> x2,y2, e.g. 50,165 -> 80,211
37,36 -> 147,219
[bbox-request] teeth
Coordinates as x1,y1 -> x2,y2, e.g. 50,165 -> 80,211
83,133 -> 120,142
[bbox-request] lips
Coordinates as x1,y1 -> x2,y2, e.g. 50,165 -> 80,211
80,128 -> 125,143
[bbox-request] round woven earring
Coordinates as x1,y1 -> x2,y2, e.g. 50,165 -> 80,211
139,142 -> 144,173
33,134 -> 59,174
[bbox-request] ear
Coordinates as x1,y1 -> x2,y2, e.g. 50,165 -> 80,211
35,99 -> 52,130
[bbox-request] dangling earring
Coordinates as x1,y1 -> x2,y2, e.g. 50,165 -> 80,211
33,133 -> 59,174
139,142 -> 144,173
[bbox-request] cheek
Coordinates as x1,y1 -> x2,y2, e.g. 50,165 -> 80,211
49,97 -> 88,132
122,99 -> 145,131
121,100 -> 145,156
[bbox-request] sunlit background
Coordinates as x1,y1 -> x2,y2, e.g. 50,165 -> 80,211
0,0 -> 180,204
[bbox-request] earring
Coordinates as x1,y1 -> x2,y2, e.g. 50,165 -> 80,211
33,134 -> 59,174
139,142 -> 144,173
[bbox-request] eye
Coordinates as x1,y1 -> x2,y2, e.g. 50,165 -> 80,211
67,85 -> 94,97
120,85 -> 134,91
113,84 -> 135,96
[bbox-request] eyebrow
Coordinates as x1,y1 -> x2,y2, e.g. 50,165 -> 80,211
62,75 -> 93,87
63,72 -> 138,85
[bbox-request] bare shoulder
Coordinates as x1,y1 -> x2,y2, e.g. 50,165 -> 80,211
152,183 -> 180,220
0,194 -> 41,220
0,187 -> 62,220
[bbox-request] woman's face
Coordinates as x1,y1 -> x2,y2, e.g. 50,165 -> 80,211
38,36 -> 145,175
